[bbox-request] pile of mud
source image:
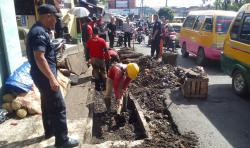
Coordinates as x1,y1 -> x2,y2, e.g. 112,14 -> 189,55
91,93 -> 145,144
130,56 -> 199,148
92,55 -> 200,147
130,56 -> 186,111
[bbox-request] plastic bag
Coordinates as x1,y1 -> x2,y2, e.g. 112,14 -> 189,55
5,61 -> 33,93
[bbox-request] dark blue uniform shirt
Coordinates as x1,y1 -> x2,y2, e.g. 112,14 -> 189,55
153,20 -> 162,40
26,22 -> 57,79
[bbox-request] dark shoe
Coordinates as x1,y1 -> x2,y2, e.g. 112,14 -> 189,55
44,132 -> 54,139
44,134 -> 55,140
55,138 -> 79,148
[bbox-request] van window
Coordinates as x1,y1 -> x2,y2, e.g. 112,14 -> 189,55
183,16 -> 197,29
216,16 -> 234,33
202,16 -> 213,32
231,12 -> 244,40
193,16 -> 205,31
239,15 -> 250,44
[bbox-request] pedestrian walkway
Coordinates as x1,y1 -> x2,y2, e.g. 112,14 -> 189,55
0,68 -> 93,148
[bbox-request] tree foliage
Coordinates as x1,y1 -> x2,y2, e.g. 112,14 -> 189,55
213,0 -> 250,11
158,7 -> 174,21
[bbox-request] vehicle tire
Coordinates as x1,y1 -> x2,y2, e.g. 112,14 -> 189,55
232,70 -> 248,97
196,48 -> 206,65
181,43 -> 189,58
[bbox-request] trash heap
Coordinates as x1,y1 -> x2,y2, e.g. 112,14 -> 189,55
1,89 -> 41,119
1,61 -> 69,121
117,48 -> 144,64
129,56 -> 199,148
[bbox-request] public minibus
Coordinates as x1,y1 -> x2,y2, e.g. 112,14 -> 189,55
179,10 -> 237,65
221,3 -> 250,96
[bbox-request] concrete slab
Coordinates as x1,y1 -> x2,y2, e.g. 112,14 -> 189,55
66,52 -> 88,75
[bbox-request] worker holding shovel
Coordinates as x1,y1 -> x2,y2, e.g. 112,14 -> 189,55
104,63 -> 139,114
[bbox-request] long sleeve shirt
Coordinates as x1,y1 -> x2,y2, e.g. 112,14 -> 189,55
108,64 -> 131,99
123,23 -> 133,33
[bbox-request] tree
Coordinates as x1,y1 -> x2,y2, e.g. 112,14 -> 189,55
158,7 -> 174,21
213,0 -> 250,11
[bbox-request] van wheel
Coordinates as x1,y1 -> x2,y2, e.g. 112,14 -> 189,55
181,43 -> 189,58
232,70 -> 248,97
196,48 -> 206,65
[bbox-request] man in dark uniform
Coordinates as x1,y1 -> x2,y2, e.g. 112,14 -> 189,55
107,16 -> 116,48
26,4 -> 78,147
151,14 -> 162,59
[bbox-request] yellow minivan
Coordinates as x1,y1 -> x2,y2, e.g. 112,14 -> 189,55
179,10 -> 237,65
221,3 -> 250,96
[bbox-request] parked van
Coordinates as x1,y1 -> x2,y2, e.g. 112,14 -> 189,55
221,4 -> 250,96
179,10 -> 237,65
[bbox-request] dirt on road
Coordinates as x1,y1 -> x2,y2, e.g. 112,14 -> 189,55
91,55 -> 199,147
130,56 -> 199,148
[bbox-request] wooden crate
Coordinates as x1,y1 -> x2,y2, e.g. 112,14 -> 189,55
162,52 -> 177,66
181,77 -> 209,99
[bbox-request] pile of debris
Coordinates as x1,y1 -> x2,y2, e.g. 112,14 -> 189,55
92,49 -> 204,147
117,49 -> 144,64
1,71 -> 70,119
129,56 -> 199,147
92,92 -> 144,144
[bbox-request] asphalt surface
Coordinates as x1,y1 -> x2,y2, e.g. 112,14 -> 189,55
127,38 -> 250,148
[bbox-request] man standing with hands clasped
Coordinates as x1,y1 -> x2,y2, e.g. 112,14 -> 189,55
151,14 -> 162,60
26,4 -> 78,147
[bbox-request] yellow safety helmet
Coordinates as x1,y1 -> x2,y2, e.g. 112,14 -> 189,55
127,63 -> 139,80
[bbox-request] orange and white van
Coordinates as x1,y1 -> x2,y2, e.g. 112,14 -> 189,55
179,10 -> 237,65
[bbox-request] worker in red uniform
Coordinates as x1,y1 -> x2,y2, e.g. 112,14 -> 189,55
104,48 -> 120,72
86,27 -> 108,91
104,63 -> 139,114
82,17 -> 93,63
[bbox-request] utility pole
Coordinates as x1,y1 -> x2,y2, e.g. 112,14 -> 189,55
166,0 -> 168,7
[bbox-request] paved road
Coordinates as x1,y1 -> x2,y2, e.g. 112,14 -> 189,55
131,39 -> 250,148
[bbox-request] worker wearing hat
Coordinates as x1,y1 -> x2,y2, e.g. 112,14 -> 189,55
104,63 -> 139,114
26,4 -> 78,147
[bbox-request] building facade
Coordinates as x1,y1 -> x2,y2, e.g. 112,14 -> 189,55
107,0 -> 136,15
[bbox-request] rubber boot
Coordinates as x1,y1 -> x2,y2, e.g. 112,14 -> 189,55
104,97 -> 111,112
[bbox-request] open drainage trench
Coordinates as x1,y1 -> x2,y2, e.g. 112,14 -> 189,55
91,93 -> 146,144
89,91 -> 197,147
87,56 -> 199,147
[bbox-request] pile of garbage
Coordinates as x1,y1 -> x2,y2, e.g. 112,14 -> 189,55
1,89 -> 41,119
1,62 -> 70,121
129,56 -> 199,147
117,49 -> 144,64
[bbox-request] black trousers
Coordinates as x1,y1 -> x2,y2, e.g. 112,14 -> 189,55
151,38 -> 161,58
124,32 -> 131,47
108,33 -> 115,48
99,34 -> 106,41
32,74 -> 68,146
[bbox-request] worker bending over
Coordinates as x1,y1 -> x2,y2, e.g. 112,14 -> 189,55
104,63 -> 139,114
